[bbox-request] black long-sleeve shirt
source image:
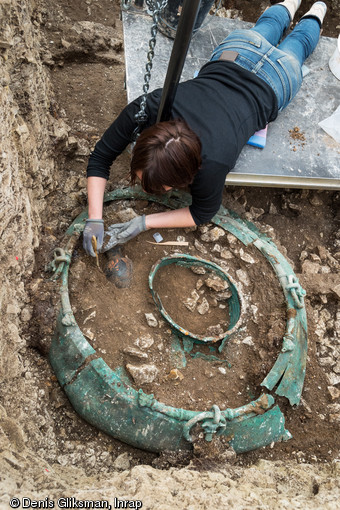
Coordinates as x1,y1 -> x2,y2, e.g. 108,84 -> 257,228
87,60 -> 278,224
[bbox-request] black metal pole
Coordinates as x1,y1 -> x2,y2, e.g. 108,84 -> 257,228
156,0 -> 201,123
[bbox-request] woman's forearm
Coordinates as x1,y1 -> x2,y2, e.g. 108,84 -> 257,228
145,207 -> 196,229
87,176 -> 107,219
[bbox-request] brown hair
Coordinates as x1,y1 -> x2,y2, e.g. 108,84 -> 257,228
130,119 -> 202,194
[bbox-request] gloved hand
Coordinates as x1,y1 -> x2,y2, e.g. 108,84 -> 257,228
103,215 -> 146,251
83,219 -> 104,257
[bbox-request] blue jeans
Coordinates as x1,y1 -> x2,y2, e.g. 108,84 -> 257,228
210,5 -> 321,110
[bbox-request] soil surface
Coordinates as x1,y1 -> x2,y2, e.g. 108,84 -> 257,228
70,200 -> 286,412
27,0 -> 340,474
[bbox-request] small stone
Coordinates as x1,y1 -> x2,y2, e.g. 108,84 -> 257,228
204,369 -> 214,378
134,334 -> 154,350
197,298 -> 209,315
301,260 -> 321,274
333,361 -> 340,374
326,373 -> 340,386
206,324 -> 224,336
269,203 -> 278,214
239,248 -> 255,264
123,346 -> 148,359
227,234 -> 237,245
218,367 -> 227,375
83,310 -> 96,324
242,336 -> 254,346
83,329 -> 95,341
236,269 -> 250,286
212,244 -> 221,253
166,368 -> 184,381
61,38 -> 72,48
209,297 -> 218,307
177,236 -> 186,242
309,194 -> 323,206
310,253 -> 321,263
200,227 -> 225,243
145,313 -> 158,327
126,363 -> 159,385
191,265 -> 206,275
205,276 -> 228,292
6,304 -> 20,315
332,284 -> 340,299
113,453 -> 131,471
299,250 -> 309,261
215,290 -> 232,301
196,279 -> 204,290
328,386 -> 340,400
194,239 -> 208,254
319,357 -> 335,367
183,290 -> 200,312
249,207 -> 265,219
329,414 -> 340,424
288,202 -> 301,213
220,248 -> 234,260
117,208 -> 138,223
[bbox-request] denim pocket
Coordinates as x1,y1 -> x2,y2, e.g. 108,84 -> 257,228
277,54 -> 302,104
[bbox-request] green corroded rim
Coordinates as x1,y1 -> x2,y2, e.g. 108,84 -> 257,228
48,186 -> 308,453
149,253 -> 243,343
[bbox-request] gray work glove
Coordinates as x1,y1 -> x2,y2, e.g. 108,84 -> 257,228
83,219 -> 104,257
103,215 -> 146,251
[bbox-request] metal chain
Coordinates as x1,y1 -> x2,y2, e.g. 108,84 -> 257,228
132,0 -> 168,140
121,0 -> 133,11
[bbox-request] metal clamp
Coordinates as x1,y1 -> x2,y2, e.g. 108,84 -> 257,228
47,247 -> 71,280
285,275 -> 306,309
183,405 -> 226,442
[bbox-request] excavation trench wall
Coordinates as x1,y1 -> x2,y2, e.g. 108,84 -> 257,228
0,0 -> 340,507
0,0 -> 57,381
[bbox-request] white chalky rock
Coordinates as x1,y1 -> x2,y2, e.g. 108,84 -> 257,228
328,386 -> 340,400
242,336 -> 255,346
301,260 -> 321,274
227,234 -> 237,245
145,313 -> 158,327
326,373 -> 340,386
333,361 -> 340,374
201,227 -> 225,243
126,363 -> 159,385
319,357 -> 335,367
184,290 -> 200,312
249,206 -> 265,219
191,265 -> 206,275
239,248 -> 255,264
123,346 -> 148,359
205,276 -> 228,292
236,269 -> 250,286
215,290 -> 232,301
194,239 -> 208,254
212,244 -> 221,253
197,297 -> 209,315
113,452 -> 131,471
134,334 -> 154,350
117,207 -> 138,223
206,324 -> 224,336
220,248 -> 234,260
196,279 -> 204,290
83,329 -> 95,341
